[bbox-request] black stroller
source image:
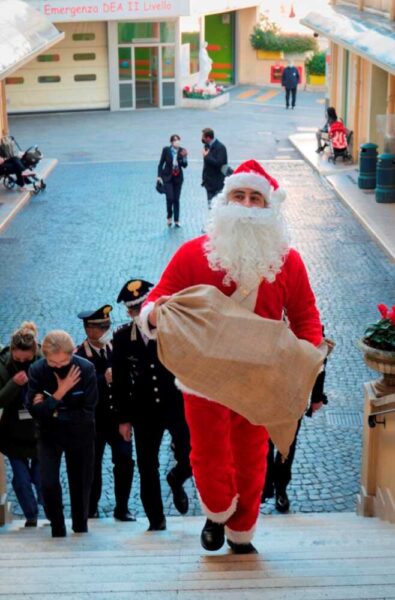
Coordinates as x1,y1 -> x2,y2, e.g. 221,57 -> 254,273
0,136 -> 46,194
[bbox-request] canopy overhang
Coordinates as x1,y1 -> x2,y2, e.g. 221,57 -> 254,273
301,5 -> 395,76
0,0 -> 64,80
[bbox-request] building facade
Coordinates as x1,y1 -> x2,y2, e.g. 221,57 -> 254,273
6,0 -> 260,112
301,0 -> 395,157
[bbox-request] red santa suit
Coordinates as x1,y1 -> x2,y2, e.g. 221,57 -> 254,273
141,234 -> 322,543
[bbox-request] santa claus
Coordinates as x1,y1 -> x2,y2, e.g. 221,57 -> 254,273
141,159 -> 323,554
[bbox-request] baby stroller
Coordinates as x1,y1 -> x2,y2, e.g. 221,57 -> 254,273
327,121 -> 353,164
0,136 -> 46,194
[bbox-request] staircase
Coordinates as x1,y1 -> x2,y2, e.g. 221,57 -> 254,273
1,513 -> 395,599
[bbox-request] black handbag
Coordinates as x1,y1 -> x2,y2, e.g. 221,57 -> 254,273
156,180 -> 165,194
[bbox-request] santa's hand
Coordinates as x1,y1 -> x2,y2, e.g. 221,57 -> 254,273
148,296 -> 171,327
119,422 -> 132,442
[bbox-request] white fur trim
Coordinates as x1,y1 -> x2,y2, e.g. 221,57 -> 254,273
175,378 -> 212,399
225,522 -> 257,544
223,173 -> 286,204
139,302 -> 157,339
199,493 -> 239,523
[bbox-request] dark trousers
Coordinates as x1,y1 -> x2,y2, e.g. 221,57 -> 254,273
38,432 -> 94,531
165,176 -> 183,222
262,419 -> 302,499
285,87 -> 297,108
133,408 -> 192,527
205,185 -> 224,210
89,423 -> 134,514
8,457 -> 43,520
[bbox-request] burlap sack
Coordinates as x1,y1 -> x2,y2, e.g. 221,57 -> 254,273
156,284 -> 325,457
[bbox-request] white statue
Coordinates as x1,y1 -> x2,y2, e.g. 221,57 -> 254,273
197,41 -> 213,89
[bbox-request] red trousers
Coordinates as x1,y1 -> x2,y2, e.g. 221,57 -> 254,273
183,394 -> 269,543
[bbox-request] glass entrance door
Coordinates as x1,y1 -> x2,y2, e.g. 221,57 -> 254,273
134,46 -> 159,109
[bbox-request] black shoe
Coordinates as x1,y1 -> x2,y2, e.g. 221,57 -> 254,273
261,482 -> 274,504
147,517 -> 166,531
167,472 -> 189,515
275,492 -> 290,513
174,222 -> 181,228
88,509 -> 100,519
51,524 -> 67,538
24,518 -> 38,527
315,147 -> 323,154
227,540 -> 258,554
72,520 -> 88,533
114,509 -> 136,522
200,519 -> 225,551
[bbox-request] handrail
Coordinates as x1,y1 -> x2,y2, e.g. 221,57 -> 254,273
368,407 -> 395,428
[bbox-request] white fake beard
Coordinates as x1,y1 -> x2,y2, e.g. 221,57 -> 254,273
204,198 -> 290,289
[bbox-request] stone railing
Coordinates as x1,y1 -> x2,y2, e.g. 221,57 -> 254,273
357,383 -> 395,523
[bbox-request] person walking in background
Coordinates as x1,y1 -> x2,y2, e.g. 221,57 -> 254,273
113,279 -> 192,532
76,305 -> 135,522
201,128 -> 228,209
0,322 -> 43,527
157,134 -> 188,228
281,61 -> 300,109
27,330 -> 97,537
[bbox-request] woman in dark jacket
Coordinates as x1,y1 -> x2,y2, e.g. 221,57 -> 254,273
27,330 -> 98,537
157,134 -> 188,228
0,322 -> 43,526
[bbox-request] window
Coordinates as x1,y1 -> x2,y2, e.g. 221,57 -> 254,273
162,82 -> 175,106
118,22 -> 159,43
72,33 -> 95,41
73,53 -> 96,61
181,32 -> 200,74
119,84 -> 133,108
161,47 -> 175,79
5,77 -> 24,84
119,48 -> 132,81
37,54 -> 60,62
38,76 -> 61,83
74,74 -> 97,82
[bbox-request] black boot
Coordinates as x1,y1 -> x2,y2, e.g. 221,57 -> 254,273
200,519 -> 225,551
147,516 -> 166,531
227,539 -> 258,554
167,472 -> 189,515
51,522 -> 67,538
114,508 -> 136,522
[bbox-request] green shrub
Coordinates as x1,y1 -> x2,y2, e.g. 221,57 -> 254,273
250,26 -> 318,54
306,52 -> 326,76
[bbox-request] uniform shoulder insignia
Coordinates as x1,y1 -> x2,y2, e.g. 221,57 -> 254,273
116,323 -> 130,333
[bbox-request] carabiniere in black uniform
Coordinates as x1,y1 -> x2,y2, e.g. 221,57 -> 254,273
76,305 -> 135,522
112,279 -> 192,531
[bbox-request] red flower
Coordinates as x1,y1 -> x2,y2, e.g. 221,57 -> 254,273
377,303 -> 388,318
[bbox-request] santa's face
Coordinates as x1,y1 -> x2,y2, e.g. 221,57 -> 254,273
228,188 -> 268,209
204,187 -> 290,289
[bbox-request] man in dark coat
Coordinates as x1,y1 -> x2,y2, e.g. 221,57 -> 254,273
76,305 -> 135,522
27,331 -> 97,537
201,127 -> 228,209
281,62 -> 300,109
112,279 -> 192,531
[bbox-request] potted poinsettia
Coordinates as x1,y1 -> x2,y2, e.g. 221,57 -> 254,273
358,303 -> 395,395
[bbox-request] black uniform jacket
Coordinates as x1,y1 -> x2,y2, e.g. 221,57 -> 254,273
157,146 -> 188,183
75,340 -> 116,428
27,355 -> 97,440
202,138 -> 228,193
112,322 -> 183,424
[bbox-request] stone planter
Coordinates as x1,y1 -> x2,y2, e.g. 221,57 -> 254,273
358,339 -> 395,396
181,92 -> 229,110
256,50 -> 284,60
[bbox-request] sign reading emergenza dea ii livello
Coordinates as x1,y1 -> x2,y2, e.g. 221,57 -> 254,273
28,0 -> 187,21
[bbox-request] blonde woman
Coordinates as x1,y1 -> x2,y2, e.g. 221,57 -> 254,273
0,322 -> 42,526
27,330 -> 98,537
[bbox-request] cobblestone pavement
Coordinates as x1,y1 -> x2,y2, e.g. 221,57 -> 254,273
2,91 -> 394,522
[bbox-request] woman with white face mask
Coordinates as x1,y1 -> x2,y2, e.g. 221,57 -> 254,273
157,133 -> 188,228
27,330 -> 98,537
75,305 -> 135,523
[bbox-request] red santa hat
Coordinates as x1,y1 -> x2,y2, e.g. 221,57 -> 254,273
223,159 -> 286,204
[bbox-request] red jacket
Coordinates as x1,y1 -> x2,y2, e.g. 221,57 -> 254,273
143,236 -> 323,346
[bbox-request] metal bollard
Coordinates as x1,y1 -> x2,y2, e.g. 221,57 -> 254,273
358,143 -> 378,190
375,153 -> 395,204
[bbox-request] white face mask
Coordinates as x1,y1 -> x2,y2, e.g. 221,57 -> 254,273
98,328 -> 112,345
172,140 -> 181,149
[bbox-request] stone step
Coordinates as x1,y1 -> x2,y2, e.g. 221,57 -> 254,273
1,514 -> 395,599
